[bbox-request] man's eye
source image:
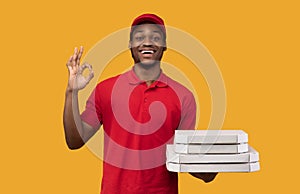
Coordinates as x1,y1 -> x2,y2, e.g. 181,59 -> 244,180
135,36 -> 144,41
153,36 -> 161,42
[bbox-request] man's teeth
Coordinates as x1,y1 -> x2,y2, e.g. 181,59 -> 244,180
141,50 -> 154,54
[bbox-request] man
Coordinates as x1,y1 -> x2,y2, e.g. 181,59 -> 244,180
63,13 -> 217,194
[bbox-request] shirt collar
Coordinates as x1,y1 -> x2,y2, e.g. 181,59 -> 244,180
127,67 -> 168,87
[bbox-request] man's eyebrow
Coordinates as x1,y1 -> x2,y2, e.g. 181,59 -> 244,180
134,30 -> 162,34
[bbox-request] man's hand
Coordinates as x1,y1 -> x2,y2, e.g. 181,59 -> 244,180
189,173 -> 218,183
66,46 -> 94,92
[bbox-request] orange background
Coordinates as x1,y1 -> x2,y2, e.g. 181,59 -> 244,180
0,0 -> 299,193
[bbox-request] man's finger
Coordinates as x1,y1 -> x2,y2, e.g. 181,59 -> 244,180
78,63 -> 94,81
77,62 -> 89,74
73,47 -> 78,63
77,46 -> 84,63
66,55 -> 73,70
86,64 -> 94,82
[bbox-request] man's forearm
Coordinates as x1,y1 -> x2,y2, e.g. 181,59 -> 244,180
63,90 -> 85,149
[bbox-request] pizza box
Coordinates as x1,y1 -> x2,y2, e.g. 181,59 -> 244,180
174,130 -> 248,144
166,162 -> 260,172
174,143 -> 248,154
167,145 -> 259,163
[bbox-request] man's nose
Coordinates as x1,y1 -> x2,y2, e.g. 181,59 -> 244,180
142,36 -> 153,46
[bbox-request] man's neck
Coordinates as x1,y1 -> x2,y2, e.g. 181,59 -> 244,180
133,63 -> 161,83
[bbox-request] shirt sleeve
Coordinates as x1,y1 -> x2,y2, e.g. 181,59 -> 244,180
177,92 -> 196,130
80,87 -> 102,130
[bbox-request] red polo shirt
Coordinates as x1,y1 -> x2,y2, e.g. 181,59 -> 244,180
81,68 -> 196,194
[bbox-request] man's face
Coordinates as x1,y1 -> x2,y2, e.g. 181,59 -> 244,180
130,23 -> 166,67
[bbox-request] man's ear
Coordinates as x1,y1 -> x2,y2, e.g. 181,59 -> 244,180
128,40 -> 132,49
163,42 -> 167,51
162,40 -> 167,51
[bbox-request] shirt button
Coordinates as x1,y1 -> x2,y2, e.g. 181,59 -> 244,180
144,98 -> 147,102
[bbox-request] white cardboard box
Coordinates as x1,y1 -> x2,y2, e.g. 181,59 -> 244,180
174,143 -> 249,154
166,162 -> 260,172
167,145 -> 259,163
174,130 -> 248,144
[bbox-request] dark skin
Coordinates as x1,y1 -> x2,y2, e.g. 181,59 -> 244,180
130,24 -> 218,183
64,24 -> 217,183
190,172 -> 218,183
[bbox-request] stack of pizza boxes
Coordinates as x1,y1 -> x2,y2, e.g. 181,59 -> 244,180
166,130 -> 260,172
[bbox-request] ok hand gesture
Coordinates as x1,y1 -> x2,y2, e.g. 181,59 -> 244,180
66,46 -> 94,91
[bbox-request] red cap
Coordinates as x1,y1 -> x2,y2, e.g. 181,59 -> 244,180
130,13 -> 166,38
